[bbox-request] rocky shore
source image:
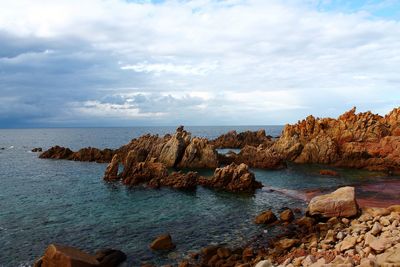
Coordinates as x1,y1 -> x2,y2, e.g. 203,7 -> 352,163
39,107 -> 400,174
34,107 -> 400,266
34,186 -> 400,266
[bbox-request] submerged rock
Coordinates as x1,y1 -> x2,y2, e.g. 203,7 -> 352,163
31,147 -> 42,152
255,210 -> 277,225
199,163 -> 262,193
150,234 -> 176,250
307,186 -> 359,218
319,169 -> 339,176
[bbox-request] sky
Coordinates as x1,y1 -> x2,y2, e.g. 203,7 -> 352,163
0,0 -> 400,127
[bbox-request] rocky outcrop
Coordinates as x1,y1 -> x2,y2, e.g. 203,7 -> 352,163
150,234 -> 175,250
39,146 -> 114,163
234,145 -> 286,169
271,107 -> 400,172
158,127 -> 191,167
199,163 -> 262,193
178,138 -> 219,169
122,161 -> 168,186
148,171 -> 198,190
34,244 -> 126,267
103,154 -> 119,181
211,129 -> 273,148
307,186 -> 359,218
40,126 -> 220,172
39,146 -> 74,160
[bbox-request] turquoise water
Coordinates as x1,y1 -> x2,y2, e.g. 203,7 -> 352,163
0,127 -> 398,266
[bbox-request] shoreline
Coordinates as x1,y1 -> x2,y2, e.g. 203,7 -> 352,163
30,107 -> 400,266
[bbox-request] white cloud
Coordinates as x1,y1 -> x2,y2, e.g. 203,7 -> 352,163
0,0 -> 399,126
120,61 -> 218,75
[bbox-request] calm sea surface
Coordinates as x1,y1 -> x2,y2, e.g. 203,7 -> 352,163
0,126 -> 399,267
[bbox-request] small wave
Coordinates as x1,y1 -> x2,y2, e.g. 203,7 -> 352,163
8,146 -> 14,149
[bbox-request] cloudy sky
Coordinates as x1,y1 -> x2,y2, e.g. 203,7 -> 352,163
1,0 -> 400,127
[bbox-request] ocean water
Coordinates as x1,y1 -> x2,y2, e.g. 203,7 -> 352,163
0,126 -> 399,267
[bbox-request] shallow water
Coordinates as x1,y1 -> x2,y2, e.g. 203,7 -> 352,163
0,127 -> 399,266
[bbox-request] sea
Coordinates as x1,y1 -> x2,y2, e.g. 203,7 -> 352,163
1,126 -> 399,266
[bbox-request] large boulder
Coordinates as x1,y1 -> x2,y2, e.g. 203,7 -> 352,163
307,186 -> 358,218
178,137 -> 219,169
199,163 -> 262,193
122,161 -> 168,186
158,127 -> 191,167
255,210 -> 277,224
34,244 -> 126,267
39,146 -> 74,160
150,234 -> 176,250
103,154 -> 119,181
234,145 -> 286,169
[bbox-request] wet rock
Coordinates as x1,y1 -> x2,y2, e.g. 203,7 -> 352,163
199,163 -> 262,193
255,210 -> 277,225
307,186 -> 358,218
295,216 -> 315,230
31,147 -> 43,152
39,146 -> 74,160
122,162 -> 168,186
39,146 -> 115,163
69,147 -> 114,163
150,234 -> 175,250
38,244 -> 99,267
217,247 -> 231,259
103,154 -> 120,181
95,249 -> 127,267
200,246 -> 221,264
280,209 -> 295,222
148,171 -> 198,190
